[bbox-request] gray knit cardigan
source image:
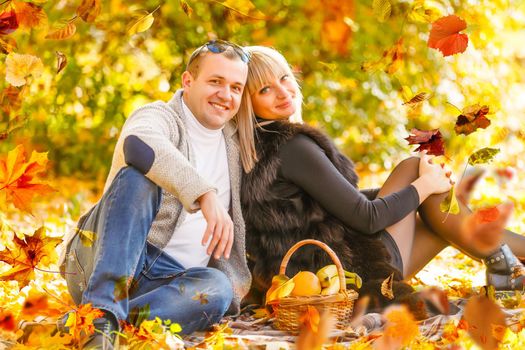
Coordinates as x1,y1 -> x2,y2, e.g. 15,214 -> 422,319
61,90 -> 251,315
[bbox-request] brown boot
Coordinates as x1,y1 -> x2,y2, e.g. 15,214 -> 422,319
484,244 -> 525,291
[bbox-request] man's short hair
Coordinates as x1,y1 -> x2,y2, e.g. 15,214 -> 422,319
186,40 -> 250,77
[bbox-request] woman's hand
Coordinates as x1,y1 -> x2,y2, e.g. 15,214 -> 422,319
411,153 -> 454,202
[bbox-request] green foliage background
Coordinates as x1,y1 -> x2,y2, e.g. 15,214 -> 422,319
1,0 -> 525,187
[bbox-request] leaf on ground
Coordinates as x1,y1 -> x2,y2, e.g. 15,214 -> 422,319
468,147 -> 499,165
55,51 -> 67,74
428,14 -> 468,56
440,187 -> 460,216
0,144 -> 55,213
463,295 -> 506,350
0,227 -> 62,288
12,1 -> 48,29
455,104 -> 491,135
373,0 -> 391,22
21,291 -> 49,317
0,308 -> 16,331
5,53 -> 44,87
45,21 -> 76,40
64,303 -> 105,341
381,273 -> 394,300
405,128 -> 445,156
76,0 -> 101,23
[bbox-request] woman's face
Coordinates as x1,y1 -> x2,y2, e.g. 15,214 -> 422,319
251,74 -> 298,120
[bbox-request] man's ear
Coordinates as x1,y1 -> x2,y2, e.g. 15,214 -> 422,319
181,71 -> 194,88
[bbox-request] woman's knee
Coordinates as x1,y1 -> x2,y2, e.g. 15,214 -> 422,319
394,157 -> 420,178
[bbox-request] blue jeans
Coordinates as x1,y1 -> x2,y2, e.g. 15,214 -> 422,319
63,167 -> 234,334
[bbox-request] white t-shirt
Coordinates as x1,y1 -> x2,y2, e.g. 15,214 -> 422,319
164,102 -> 231,268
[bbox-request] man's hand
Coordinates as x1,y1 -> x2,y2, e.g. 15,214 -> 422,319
198,191 -> 234,259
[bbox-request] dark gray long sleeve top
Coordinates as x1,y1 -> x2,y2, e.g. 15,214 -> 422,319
278,134 -> 420,234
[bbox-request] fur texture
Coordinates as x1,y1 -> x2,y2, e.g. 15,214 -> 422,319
242,120 -> 420,314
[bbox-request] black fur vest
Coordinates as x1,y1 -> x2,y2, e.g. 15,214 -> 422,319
242,120 -> 415,310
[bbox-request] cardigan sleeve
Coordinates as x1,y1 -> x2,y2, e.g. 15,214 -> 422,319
118,103 -> 215,212
278,134 -> 420,234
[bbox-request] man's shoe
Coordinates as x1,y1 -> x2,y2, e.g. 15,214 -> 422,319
484,244 -> 525,291
82,314 -> 119,350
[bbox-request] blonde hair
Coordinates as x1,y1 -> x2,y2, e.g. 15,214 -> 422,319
234,46 -> 303,172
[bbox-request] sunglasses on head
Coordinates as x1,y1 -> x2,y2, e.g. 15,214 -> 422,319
188,39 -> 251,65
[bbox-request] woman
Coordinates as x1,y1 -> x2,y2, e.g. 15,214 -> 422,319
240,46 -> 524,315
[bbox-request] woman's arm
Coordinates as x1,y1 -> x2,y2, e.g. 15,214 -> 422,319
279,134 -> 420,234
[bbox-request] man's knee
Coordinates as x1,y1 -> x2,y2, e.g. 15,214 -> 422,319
188,267 -> 233,313
112,166 -> 160,202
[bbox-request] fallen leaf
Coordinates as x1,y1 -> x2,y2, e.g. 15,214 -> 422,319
76,0 -> 101,23
45,21 -> 76,40
12,1 -> 48,29
463,295 -> 506,350
64,303 -> 105,341
468,147 -> 499,165
0,308 -> 16,331
381,273 -> 394,300
55,51 -> 67,74
440,187 -> 460,216
5,53 -> 44,87
373,0 -> 392,22
21,291 -> 49,317
405,128 -> 445,156
0,8 -> 19,35
428,14 -> 468,57
0,227 -> 62,288
0,144 -> 55,213
455,104 -> 491,136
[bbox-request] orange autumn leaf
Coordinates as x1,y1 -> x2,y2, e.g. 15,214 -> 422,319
21,291 -> 49,317
428,14 -> 468,57
455,104 -> 491,136
475,207 -> 500,224
64,303 -> 105,341
298,305 -> 320,333
0,8 -> 18,35
0,308 -> 16,331
381,272 -> 394,300
0,144 -> 55,213
76,0 -> 101,23
45,21 -> 76,40
381,305 -> 420,347
361,38 -> 404,74
0,227 -> 62,288
12,1 -> 48,30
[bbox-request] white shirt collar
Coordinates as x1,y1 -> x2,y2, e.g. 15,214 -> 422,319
182,99 -> 224,137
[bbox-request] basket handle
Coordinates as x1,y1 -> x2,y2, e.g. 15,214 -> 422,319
279,239 -> 346,293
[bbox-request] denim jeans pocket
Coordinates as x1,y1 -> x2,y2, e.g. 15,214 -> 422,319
64,248 -> 88,304
141,244 -> 185,280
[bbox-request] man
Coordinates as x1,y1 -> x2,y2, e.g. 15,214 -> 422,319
59,40 -> 252,349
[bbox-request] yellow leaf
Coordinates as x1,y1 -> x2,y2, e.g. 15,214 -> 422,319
127,8 -> 159,35
76,0 -> 101,23
382,305 -> 420,346
373,0 -> 391,23
45,21 -> 76,40
55,51 -> 67,74
381,273 -> 394,300
440,187 -> 460,216
180,0 -> 193,17
5,53 -> 43,87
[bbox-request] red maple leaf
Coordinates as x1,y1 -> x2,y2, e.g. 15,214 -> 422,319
454,104 -> 491,135
428,15 -> 468,57
0,9 -> 18,35
474,207 -> 500,224
405,128 -> 445,156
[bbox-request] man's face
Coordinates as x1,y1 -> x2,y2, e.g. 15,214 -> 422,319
182,53 -> 248,130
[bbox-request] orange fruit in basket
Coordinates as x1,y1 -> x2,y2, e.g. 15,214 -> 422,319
291,271 -> 322,296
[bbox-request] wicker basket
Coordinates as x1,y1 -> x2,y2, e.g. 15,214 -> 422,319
266,239 -> 358,332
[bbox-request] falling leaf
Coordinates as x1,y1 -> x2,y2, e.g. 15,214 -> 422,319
474,207 -> 500,224
127,7 -> 159,35
76,0 -> 101,23
297,309 -> 334,350
463,295 -> 506,350
12,1 -> 48,29
192,291 -> 209,305
299,305 -> 320,333
428,14 -> 468,57
0,227 -> 62,288
0,115 -> 28,141
405,128 -> 445,156
468,147 -> 499,165
75,227 -> 96,247
130,304 -> 151,327
0,144 -> 55,213
362,38 -> 404,74
381,273 -> 394,300
455,104 -> 491,135
64,303 -> 105,341
402,92 -> 431,107
55,51 -> 67,74
0,308 -> 16,331
373,0 -> 391,22
45,21 -> 76,40
180,0 -> 193,17
440,187 -> 460,216
0,9 -> 19,35
381,305 -> 420,347
219,0 -> 266,19
5,53 -> 44,87
408,0 -> 441,23
0,35 -> 17,54
113,275 -> 133,302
